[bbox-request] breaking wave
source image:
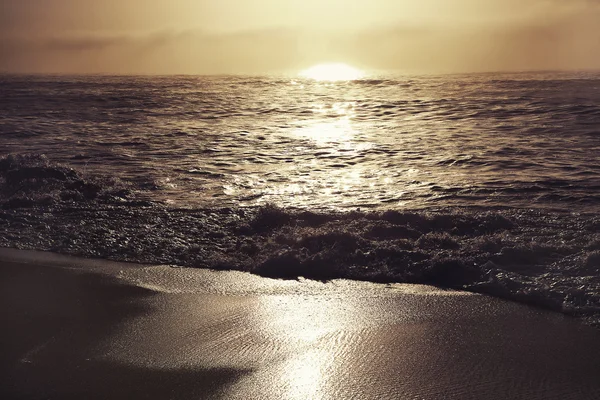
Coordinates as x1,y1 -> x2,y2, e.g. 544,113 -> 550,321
1,154 -> 599,327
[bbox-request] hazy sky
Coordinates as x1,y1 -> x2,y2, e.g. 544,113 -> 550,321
1,0 -> 600,74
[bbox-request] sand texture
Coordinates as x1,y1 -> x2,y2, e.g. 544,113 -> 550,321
2,248 -> 600,400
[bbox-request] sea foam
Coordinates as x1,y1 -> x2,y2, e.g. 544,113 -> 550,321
1,155 -> 599,326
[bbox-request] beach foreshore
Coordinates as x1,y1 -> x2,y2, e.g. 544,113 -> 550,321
2,248 -> 600,399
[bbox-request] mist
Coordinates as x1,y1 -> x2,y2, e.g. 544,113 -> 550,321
1,0 -> 599,74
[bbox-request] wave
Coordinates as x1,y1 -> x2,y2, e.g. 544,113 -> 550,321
0,153 -> 153,208
1,154 -> 599,327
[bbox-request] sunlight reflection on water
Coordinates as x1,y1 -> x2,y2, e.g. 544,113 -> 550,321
293,118 -> 354,143
3,74 -> 599,211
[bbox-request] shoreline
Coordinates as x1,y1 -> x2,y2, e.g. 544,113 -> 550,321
1,200 -> 599,330
3,248 -> 600,399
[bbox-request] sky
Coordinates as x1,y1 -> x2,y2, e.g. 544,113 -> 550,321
1,0 -> 600,74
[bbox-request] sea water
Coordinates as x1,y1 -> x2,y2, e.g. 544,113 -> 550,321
1,72 -> 599,324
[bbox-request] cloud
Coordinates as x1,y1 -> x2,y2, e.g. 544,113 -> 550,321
0,29 -> 306,74
1,0 -> 599,74
343,3 -> 600,73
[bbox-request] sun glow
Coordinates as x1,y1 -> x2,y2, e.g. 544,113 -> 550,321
299,63 -> 364,81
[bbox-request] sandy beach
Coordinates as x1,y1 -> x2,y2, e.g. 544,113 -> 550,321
2,248 -> 600,400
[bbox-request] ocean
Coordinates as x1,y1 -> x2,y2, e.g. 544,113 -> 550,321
1,72 -> 599,325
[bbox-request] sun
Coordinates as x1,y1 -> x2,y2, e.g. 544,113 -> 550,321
299,63 -> 364,82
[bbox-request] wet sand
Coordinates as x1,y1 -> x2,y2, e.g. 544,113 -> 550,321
2,248 -> 600,399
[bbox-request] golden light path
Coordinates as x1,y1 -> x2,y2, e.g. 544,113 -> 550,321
299,63 -> 365,81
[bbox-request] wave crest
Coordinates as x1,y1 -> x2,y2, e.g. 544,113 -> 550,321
1,158 -> 599,327
0,153 -> 152,209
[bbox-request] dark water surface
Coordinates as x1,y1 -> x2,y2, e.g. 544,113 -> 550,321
1,73 -> 599,210
1,72 -> 599,325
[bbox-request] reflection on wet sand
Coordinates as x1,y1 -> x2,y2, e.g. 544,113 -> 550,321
3,251 -> 600,399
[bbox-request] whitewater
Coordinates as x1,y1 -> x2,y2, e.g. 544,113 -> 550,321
1,72 -> 599,325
